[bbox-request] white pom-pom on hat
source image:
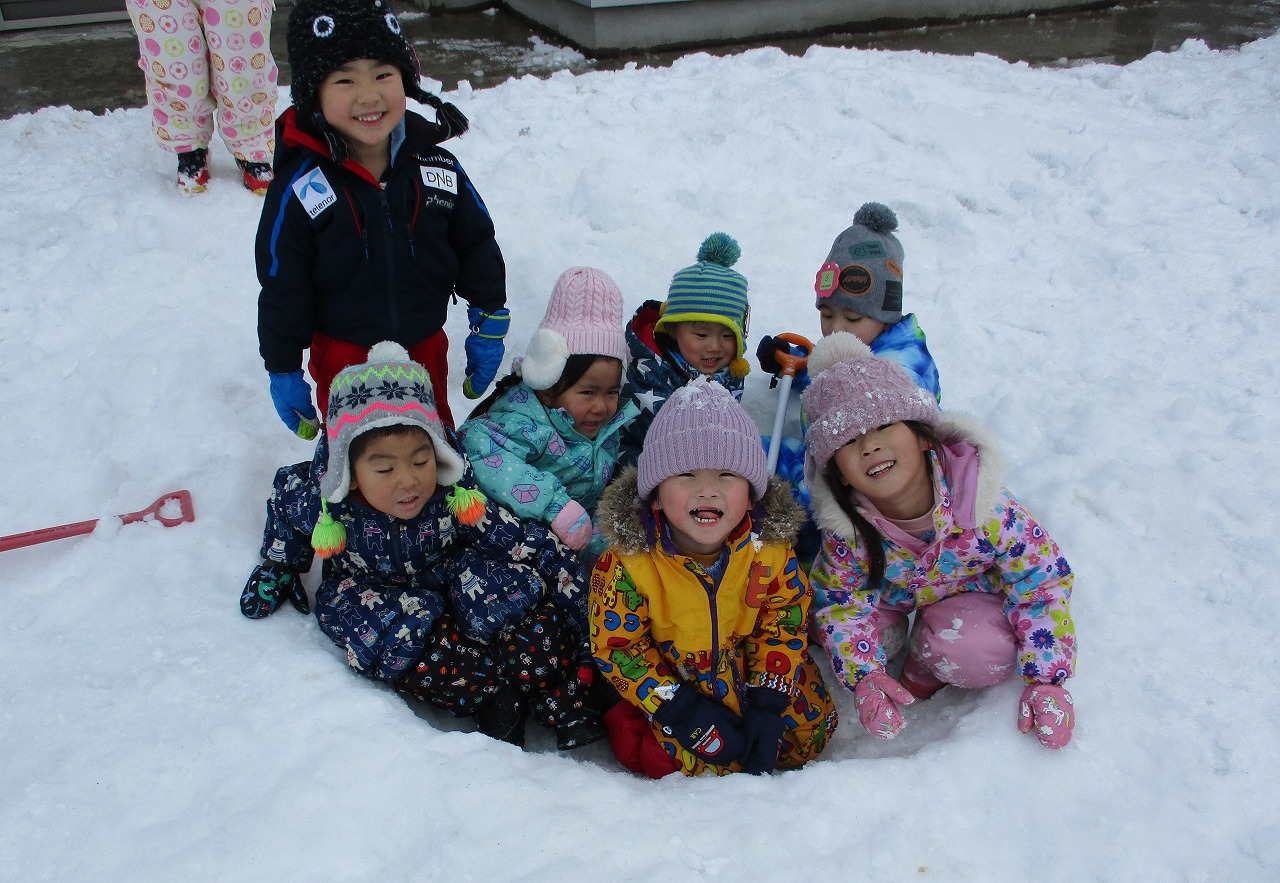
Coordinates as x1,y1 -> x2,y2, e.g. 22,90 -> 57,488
520,328 -> 571,391
367,340 -> 411,363
806,331 -> 873,379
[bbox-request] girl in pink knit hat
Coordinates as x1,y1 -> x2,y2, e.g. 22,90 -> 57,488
801,332 -> 1077,749
458,267 -> 638,561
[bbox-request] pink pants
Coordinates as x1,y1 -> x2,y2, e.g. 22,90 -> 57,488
127,0 -> 278,160
875,593 -> 1016,691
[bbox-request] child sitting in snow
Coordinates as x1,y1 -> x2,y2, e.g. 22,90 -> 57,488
256,0 -> 509,437
756,201 -> 942,560
458,267 -> 638,564
802,333 -> 1076,749
240,343 -> 603,750
590,377 -> 837,777
616,232 -> 752,467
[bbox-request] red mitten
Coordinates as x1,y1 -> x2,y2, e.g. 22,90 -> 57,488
854,670 -> 916,739
1018,683 -> 1075,749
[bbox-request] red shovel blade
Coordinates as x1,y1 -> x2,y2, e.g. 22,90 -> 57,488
0,490 -> 195,553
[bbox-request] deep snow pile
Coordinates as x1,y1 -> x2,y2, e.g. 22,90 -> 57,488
1,32 -> 1278,881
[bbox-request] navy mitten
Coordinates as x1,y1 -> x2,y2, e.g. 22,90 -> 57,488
739,686 -> 790,774
652,684 -> 745,766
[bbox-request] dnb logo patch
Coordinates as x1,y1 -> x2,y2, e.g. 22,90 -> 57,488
421,165 -> 457,194
292,168 -> 335,219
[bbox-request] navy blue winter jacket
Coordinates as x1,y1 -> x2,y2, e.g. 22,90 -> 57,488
255,107 -> 506,374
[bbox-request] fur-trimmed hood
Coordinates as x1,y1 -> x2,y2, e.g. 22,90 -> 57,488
807,411 -> 1007,541
596,466 -> 806,556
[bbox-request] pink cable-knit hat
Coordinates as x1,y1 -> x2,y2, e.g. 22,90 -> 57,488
519,267 -> 629,391
801,332 -> 941,472
637,375 -> 768,500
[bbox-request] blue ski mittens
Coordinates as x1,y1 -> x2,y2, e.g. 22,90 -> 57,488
462,307 -> 510,399
269,370 -> 319,439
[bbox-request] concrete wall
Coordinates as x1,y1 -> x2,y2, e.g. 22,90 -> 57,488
0,0 -> 126,30
495,0 -> 1106,52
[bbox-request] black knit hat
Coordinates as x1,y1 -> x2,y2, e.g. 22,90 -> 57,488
286,0 -> 467,156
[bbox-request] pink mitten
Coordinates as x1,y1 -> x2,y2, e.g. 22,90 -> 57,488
550,501 -> 593,551
1018,683 -> 1075,749
854,670 -> 916,739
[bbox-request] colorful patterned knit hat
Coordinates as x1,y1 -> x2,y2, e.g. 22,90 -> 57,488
800,332 -> 941,472
320,341 -> 465,503
655,232 -> 751,377
518,266 -> 629,391
814,202 -> 905,325
286,0 -> 467,151
637,375 -> 767,500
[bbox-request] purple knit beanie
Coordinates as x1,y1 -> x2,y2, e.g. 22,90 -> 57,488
637,375 -> 767,500
801,332 -> 941,471
518,266 -> 629,391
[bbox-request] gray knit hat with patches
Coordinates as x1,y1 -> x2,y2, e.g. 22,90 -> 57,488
814,202 -> 905,325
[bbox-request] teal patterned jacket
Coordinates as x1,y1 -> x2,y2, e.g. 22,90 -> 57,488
457,380 -> 638,558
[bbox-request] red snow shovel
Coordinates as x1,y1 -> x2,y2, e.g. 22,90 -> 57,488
0,490 -> 195,553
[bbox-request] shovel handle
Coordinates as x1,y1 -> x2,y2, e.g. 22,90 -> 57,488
771,332 -> 813,377
0,490 -> 195,553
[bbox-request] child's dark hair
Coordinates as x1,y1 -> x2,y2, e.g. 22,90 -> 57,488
348,423 -> 432,464
466,354 -> 621,419
823,420 -> 941,588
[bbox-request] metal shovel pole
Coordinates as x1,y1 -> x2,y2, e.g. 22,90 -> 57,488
764,333 -> 813,475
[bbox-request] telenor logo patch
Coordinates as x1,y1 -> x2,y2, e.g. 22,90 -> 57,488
292,168 -> 335,219
421,166 -> 457,194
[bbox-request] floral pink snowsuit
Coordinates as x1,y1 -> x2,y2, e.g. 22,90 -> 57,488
127,0 -> 278,161
807,416 -> 1076,695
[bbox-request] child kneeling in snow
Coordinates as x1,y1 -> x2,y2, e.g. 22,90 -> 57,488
240,343 -> 603,750
802,333 -> 1076,749
590,377 -> 837,777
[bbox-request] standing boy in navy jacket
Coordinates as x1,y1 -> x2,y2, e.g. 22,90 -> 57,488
257,0 -> 509,433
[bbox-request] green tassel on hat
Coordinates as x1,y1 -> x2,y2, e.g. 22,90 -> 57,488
311,499 -> 347,558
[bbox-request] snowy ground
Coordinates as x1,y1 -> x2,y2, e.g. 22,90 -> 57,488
2,31 -> 1279,882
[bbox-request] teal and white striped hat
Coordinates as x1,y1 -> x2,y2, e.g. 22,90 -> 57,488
655,232 -> 751,377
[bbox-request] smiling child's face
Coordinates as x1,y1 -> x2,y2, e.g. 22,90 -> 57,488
833,421 -> 933,521
653,468 -> 752,556
317,58 -> 407,168
536,357 -> 623,440
666,321 -> 737,375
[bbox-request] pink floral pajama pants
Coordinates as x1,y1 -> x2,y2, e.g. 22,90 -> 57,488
127,0 -> 278,161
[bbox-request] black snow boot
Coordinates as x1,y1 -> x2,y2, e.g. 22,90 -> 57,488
475,685 -> 528,748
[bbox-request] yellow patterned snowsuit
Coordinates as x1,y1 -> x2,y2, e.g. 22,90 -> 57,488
590,469 -> 837,776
